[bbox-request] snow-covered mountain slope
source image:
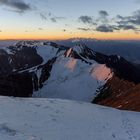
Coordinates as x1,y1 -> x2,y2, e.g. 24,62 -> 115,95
0,41 -> 140,111
33,56 -> 112,101
0,96 -> 140,140
0,41 -> 113,102
32,44 -> 113,101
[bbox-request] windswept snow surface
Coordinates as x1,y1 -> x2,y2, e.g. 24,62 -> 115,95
0,96 -> 140,140
33,56 -> 113,101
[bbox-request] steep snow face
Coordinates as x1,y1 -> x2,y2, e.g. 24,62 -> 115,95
0,96 -> 140,140
33,56 -> 113,101
90,64 -> 113,81
35,44 -> 59,64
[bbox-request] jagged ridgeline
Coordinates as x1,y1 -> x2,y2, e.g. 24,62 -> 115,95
0,41 -> 140,111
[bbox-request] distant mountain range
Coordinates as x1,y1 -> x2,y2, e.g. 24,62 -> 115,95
0,40 -> 140,111
1,38 -> 140,63
56,38 -> 140,63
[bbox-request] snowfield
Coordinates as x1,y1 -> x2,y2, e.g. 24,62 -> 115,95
0,96 -> 140,140
33,56 -> 113,101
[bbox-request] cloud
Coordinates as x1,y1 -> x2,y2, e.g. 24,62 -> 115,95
40,12 -> 52,21
65,24 -> 69,27
40,13 -> 47,20
129,10 -> 140,25
38,28 -> 43,30
96,25 -> 116,32
0,0 -> 31,13
78,11 -> 109,26
99,10 -> 109,17
98,10 -> 109,23
77,10 -> 140,33
95,24 -> 138,33
50,17 -> 65,23
117,24 -> 137,30
48,12 -> 51,16
78,27 -> 93,31
50,17 -> 57,22
117,10 -> 140,25
116,15 -> 124,20
78,16 -> 93,24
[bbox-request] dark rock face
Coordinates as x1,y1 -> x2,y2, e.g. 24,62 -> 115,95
0,73 -> 33,97
31,57 -> 57,91
9,46 -> 43,71
0,44 -> 44,97
0,49 -> 12,74
104,55 -> 140,84
92,75 -> 140,112
39,57 -> 57,88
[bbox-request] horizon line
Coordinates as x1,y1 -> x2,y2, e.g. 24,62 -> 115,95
1,38 -> 140,41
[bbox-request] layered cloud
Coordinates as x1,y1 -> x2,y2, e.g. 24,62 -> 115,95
0,0 -> 140,34
78,16 -> 94,24
96,25 -> 115,32
78,27 -> 93,31
78,10 -> 140,33
117,10 -> 140,25
99,10 -> 109,17
0,0 -> 31,13
50,17 -> 65,23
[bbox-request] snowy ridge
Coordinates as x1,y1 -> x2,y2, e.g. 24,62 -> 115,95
0,96 -> 140,140
65,44 -> 97,64
6,41 -> 62,64
72,44 -> 86,54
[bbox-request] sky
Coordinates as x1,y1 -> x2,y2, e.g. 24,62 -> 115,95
0,0 -> 140,40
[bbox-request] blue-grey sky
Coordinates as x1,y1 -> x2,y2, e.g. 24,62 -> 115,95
0,0 -> 140,40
